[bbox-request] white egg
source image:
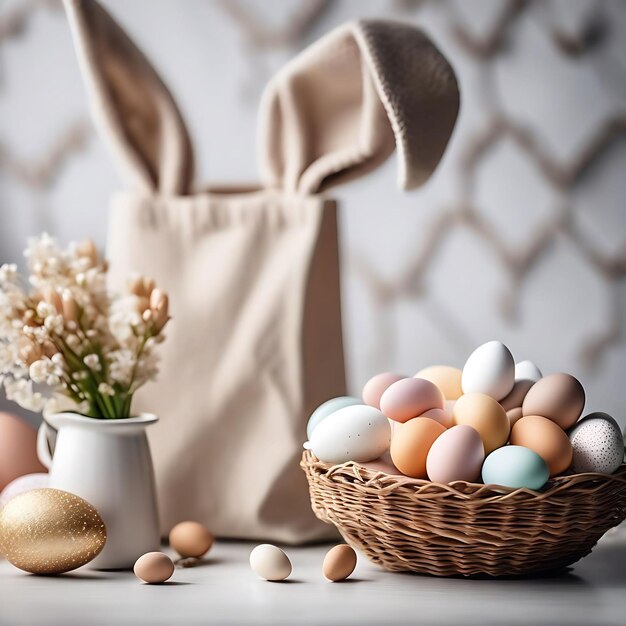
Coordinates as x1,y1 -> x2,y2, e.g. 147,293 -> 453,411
306,396 -> 360,439
249,544 -> 292,581
569,412 -> 624,474
514,360 -> 542,383
303,405 -> 391,464
461,341 -> 515,401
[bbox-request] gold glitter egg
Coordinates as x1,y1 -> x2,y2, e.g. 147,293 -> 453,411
0,488 -> 107,574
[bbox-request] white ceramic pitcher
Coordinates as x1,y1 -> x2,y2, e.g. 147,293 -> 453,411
37,412 -> 160,569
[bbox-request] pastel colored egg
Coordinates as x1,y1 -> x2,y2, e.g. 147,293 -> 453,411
426,425 -> 484,483
414,366 -> 463,400
304,405 -> 391,464
362,373 -> 405,409
461,341 -> 515,401
169,521 -> 213,558
323,545 -> 357,582
453,392 -> 510,454
0,412 -> 47,491
134,552 -> 175,584
568,412 -> 624,474
420,408 -> 453,429
506,407 -> 524,426
522,373 -> 585,430
380,378 -> 444,423
0,473 -> 49,510
510,415 -> 573,476
500,379 -> 534,412
307,396 -> 361,439
482,446 -> 549,490
514,360 -> 542,383
390,417 -> 446,478
250,544 -> 292,581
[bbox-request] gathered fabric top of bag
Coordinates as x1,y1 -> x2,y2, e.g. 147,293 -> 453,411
64,0 -> 459,199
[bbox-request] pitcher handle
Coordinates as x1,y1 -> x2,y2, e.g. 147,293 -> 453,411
37,421 -> 54,470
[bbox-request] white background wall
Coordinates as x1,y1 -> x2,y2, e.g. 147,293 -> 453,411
1,0 -> 625,427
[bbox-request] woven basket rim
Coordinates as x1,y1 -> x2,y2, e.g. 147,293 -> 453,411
302,450 -> 626,502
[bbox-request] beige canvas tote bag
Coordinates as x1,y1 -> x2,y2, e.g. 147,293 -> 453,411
64,0 -> 459,543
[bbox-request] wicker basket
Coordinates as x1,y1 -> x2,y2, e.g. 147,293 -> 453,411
302,450 -> 626,577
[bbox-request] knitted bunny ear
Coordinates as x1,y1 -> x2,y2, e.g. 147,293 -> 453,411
258,20 -> 459,195
64,0 -> 194,195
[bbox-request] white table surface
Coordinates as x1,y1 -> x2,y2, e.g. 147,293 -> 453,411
1,528 -> 625,626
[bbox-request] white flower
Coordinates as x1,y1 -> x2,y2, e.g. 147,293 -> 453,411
98,382 -> 115,396
83,353 -> 101,371
43,314 -> 64,335
107,349 -> 136,385
29,359 -> 53,384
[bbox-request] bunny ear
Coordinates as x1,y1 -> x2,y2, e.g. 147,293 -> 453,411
258,20 -> 459,195
64,0 -> 194,195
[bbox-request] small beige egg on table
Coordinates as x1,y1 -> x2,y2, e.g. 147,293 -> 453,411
169,521 -> 214,559
249,544 -> 292,581
134,552 -> 175,584
323,545 -> 357,582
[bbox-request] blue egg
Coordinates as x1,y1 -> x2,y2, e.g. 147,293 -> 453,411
306,396 -> 361,439
482,445 -> 549,490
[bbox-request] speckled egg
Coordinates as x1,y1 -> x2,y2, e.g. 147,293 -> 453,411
304,405 -> 391,464
307,396 -> 361,439
568,412 -> 624,474
414,366 -> 463,400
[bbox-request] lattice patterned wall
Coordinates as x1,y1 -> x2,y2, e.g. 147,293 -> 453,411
1,0 -> 625,425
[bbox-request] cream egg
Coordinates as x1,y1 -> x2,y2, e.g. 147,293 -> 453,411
250,544 -> 292,581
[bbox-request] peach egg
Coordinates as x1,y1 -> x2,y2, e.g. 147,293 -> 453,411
453,392 -> 509,454
390,417 -> 446,478
510,415 -> 573,476
414,365 -> 463,400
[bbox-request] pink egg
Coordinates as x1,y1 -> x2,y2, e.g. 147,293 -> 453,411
426,424 -> 484,483
380,378 -> 445,423
420,408 -> 453,429
0,412 -> 47,491
0,473 -> 49,509
362,373 -> 405,409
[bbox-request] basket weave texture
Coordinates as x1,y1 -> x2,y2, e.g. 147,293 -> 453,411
302,450 -> 626,577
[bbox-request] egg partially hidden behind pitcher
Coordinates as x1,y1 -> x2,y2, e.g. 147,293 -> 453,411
0,413 -> 47,491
